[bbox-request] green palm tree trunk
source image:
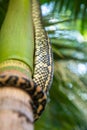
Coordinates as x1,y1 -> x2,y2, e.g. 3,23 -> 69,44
0,0 -> 34,129
0,0 -> 34,73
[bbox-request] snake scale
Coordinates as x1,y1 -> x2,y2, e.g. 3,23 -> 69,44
0,0 -> 53,121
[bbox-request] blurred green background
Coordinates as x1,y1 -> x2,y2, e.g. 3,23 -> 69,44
0,0 -> 87,130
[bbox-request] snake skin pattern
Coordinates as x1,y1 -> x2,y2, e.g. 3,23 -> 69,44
0,0 -> 53,121
32,0 -> 53,93
0,74 -> 47,120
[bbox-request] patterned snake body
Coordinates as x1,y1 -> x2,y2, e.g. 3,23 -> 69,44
32,0 -> 53,93
0,0 -> 53,121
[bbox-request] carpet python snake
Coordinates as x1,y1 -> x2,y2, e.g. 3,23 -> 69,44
0,0 -> 53,121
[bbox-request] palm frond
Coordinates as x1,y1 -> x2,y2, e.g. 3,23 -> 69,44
35,1 -> 87,130
40,0 -> 87,32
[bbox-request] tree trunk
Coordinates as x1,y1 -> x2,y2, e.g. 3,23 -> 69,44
0,87 -> 34,130
0,0 -> 35,129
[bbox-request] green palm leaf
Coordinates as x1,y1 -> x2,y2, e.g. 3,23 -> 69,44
35,1 -> 87,130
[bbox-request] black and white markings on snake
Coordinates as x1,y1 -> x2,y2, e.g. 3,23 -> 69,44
0,74 -> 47,120
32,0 -> 54,94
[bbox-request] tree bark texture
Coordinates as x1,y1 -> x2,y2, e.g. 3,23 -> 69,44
0,87 -> 34,130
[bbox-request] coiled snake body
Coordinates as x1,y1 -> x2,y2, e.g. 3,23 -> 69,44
0,0 -> 53,121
